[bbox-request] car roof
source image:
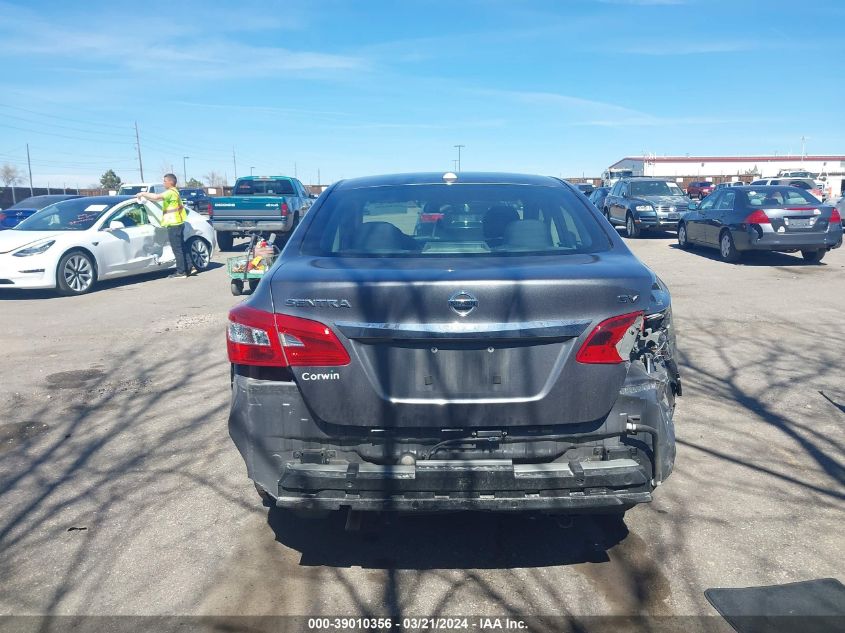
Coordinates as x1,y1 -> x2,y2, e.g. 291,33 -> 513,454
333,172 -> 563,190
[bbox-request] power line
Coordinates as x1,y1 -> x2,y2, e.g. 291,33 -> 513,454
0,122 -> 133,145
0,103 -> 131,131
0,111 -> 134,140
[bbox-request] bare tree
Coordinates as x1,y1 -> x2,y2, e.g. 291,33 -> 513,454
204,171 -> 224,187
1,164 -> 22,204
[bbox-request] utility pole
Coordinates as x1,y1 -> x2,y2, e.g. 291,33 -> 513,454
452,159 -> 459,171
294,162 -> 297,178
250,166 -> 255,176
317,168 -> 321,186
183,156 -> 189,184
454,144 -> 465,172
232,147 -> 237,179
26,143 -> 34,195
134,121 -> 144,180
801,136 -> 807,162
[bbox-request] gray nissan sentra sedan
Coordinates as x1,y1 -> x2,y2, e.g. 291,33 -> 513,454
227,173 -> 681,518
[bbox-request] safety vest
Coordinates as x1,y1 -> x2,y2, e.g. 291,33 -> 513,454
161,187 -> 187,226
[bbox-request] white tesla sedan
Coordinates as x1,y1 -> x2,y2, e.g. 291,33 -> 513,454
0,196 -> 216,295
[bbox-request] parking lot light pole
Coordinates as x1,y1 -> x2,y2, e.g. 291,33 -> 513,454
454,144 -> 465,172
250,166 -> 255,176
183,156 -> 189,185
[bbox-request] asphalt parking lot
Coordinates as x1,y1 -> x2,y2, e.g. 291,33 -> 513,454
1,234 -> 843,624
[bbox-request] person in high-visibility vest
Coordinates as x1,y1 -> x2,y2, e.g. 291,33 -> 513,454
137,173 -> 193,278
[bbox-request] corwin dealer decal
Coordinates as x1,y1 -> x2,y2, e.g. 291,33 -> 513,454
285,299 -> 352,308
301,371 -> 340,381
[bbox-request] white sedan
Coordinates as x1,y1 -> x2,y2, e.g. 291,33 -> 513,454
0,195 -> 216,295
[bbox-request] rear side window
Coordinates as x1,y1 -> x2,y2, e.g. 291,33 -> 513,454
301,184 -> 612,257
234,179 -> 295,195
745,188 -> 818,207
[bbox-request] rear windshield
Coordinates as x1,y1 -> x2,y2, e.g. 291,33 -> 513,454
630,181 -> 685,197
234,179 -> 295,195
744,188 -> 819,207
300,183 -> 612,257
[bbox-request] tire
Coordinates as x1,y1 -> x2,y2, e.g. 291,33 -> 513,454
626,213 -> 641,238
216,231 -> 233,251
801,249 -> 826,263
187,237 -> 211,271
56,250 -> 96,296
719,230 -> 741,262
230,279 -> 243,296
248,278 -> 260,293
677,223 -> 692,249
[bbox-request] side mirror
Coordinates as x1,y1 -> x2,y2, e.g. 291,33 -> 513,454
622,192 -> 628,199
108,220 -> 125,230
688,202 -> 699,210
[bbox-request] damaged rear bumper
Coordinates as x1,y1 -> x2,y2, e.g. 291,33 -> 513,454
275,459 -> 651,512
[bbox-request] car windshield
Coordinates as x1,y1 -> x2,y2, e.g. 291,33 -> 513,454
117,185 -> 146,195
234,179 -> 295,195
745,188 -> 819,207
630,181 -> 684,197
301,183 -> 612,257
13,199 -> 117,231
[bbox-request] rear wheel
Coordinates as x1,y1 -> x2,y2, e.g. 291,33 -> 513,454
56,250 -> 96,296
626,213 -> 641,238
719,230 -> 741,262
677,223 -> 691,249
801,249 -> 826,263
248,278 -> 260,293
187,237 -> 211,271
230,279 -> 243,296
216,231 -> 233,251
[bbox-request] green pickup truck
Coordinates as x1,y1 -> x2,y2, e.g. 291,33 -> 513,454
209,176 -> 315,250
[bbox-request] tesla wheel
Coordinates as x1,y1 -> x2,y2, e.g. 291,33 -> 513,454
216,231 -> 233,251
187,237 -> 211,271
801,249 -> 825,263
56,250 -> 96,296
719,230 -> 741,263
626,213 -> 641,238
677,223 -> 691,249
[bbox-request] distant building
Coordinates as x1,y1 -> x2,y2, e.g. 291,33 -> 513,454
602,155 -> 845,197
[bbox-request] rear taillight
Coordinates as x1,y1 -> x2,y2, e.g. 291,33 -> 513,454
0,212 -> 5,222
227,305 -> 349,367
280,202 -> 289,217
207,202 -> 213,217
744,210 -> 770,224
227,305 -> 284,366
576,311 -> 644,365
419,212 -> 444,223
276,313 -> 350,366
831,208 -> 842,224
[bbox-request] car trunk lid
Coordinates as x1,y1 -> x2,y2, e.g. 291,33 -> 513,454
268,253 -> 652,428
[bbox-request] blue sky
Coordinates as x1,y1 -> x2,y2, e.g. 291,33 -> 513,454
1,0 -> 842,187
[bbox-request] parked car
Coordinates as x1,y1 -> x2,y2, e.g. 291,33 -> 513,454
227,172 -> 681,517
588,186 -> 610,211
179,187 -> 210,213
571,182 -> 595,196
677,186 -> 842,263
604,178 -> 691,237
209,176 -> 313,251
750,178 -> 825,201
116,183 -> 167,196
835,195 -> 845,228
715,181 -> 747,190
0,194 -> 82,230
0,196 -> 215,294
686,181 -> 714,200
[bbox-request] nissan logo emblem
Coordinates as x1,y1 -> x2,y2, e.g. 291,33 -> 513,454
448,291 -> 478,316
